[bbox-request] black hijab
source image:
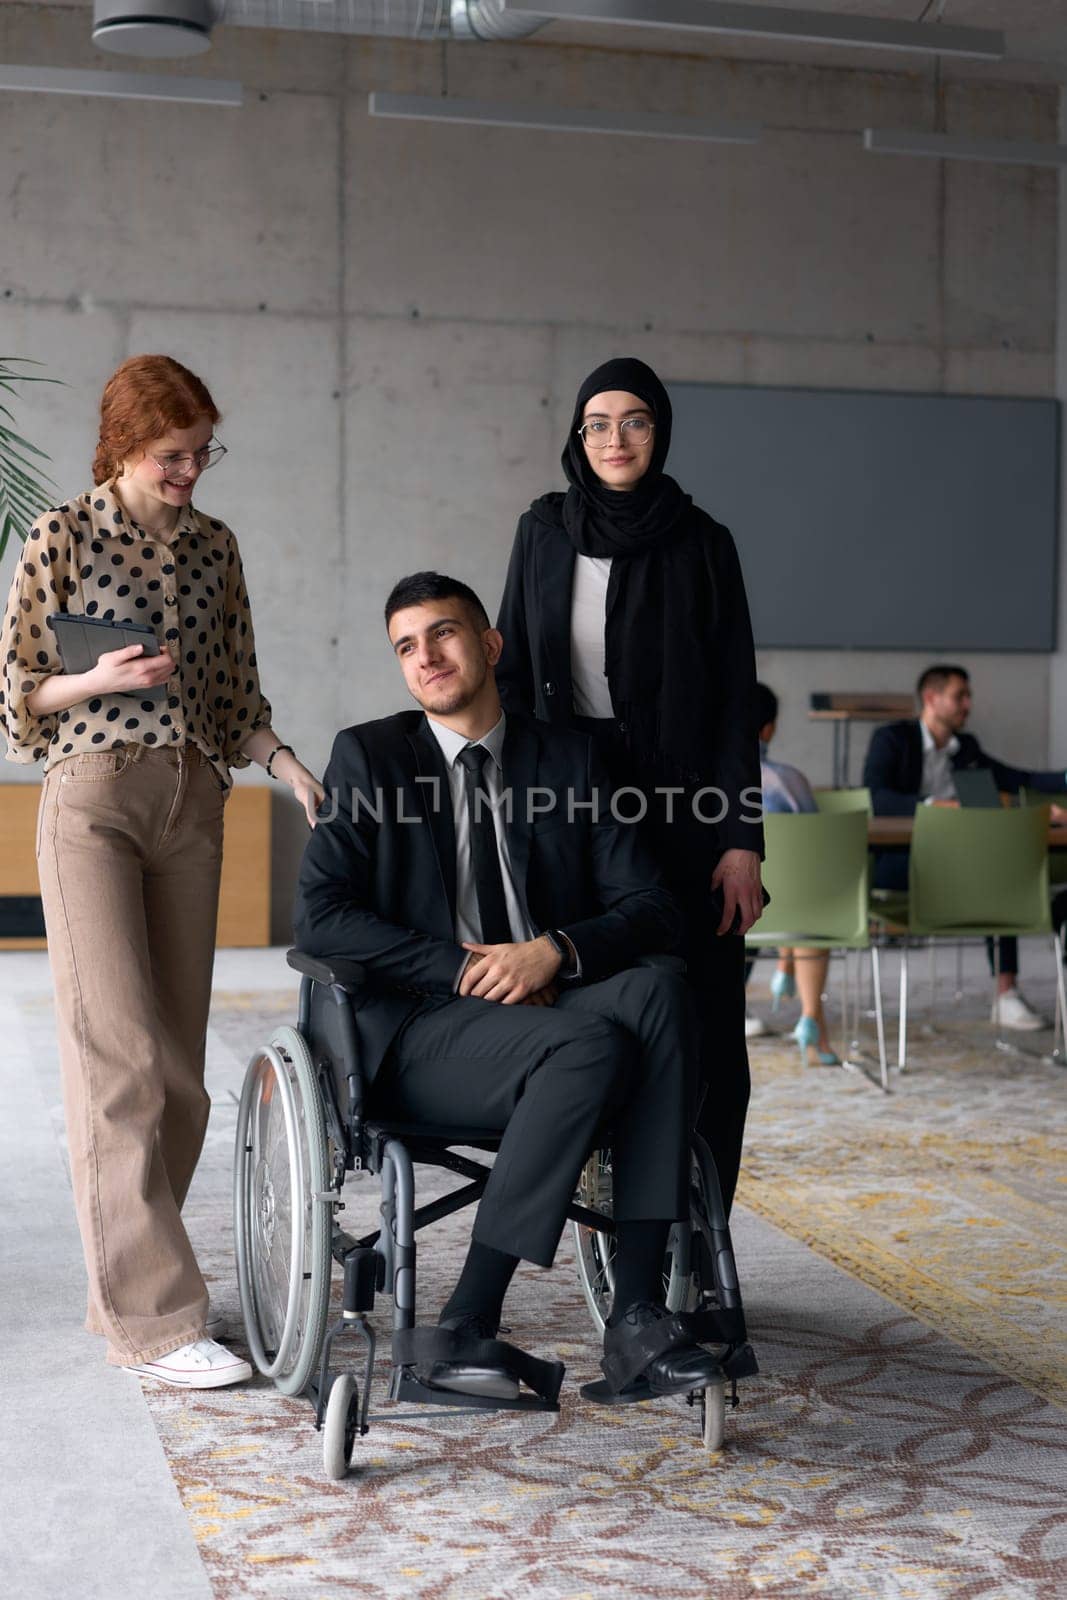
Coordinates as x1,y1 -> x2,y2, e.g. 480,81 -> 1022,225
553,356 -> 720,785
560,357 -> 691,555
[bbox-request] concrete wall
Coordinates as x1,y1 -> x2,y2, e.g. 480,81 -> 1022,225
1,7 -> 1061,931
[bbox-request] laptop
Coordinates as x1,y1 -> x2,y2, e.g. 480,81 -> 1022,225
953,767 -> 1000,808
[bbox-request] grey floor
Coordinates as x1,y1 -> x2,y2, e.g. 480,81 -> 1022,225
1,940 -> 1061,1600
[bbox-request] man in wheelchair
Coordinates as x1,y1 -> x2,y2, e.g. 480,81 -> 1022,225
293,571 -> 723,1408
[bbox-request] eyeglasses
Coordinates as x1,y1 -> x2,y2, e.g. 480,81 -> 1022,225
150,438 -> 228,480
578,418 -> 654,448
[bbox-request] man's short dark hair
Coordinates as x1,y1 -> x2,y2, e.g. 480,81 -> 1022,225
755,682 -> 778,734
384,571 -> 492,633
917,664 -> 969,700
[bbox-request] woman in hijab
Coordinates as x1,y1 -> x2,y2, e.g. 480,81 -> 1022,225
496,357 -> 763,1212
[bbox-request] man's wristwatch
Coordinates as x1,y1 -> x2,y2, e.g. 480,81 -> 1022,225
543,928 -> 576,976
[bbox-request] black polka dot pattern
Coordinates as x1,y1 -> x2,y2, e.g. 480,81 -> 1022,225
0,482 -> 271,789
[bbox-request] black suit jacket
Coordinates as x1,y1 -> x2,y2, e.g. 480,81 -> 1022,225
494,497 -> 763,857
863,719 -> 1065,817
293,711 -> 683,1079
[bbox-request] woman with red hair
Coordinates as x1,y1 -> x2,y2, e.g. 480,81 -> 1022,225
0,355 -> 323,1388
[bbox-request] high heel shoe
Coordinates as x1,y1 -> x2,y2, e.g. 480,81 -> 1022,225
769,969 -> 796,1011
791,1015 -> 840,1067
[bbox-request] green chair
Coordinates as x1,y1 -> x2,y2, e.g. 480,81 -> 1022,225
746,810 -> 889,1091
812,787 -> 871,814
903,803 -> 1064,1062
1020,787 -> 1067,887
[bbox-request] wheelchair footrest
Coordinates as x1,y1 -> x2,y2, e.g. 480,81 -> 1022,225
722,1342 -> 759,1381
580,1370 -> 723,1407
392,1326 -> 565,1407
391,1368 -> 560,1414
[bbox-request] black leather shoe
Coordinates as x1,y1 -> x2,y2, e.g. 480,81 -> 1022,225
606,1301 -> 722,1398
429,1312 -> 520,1401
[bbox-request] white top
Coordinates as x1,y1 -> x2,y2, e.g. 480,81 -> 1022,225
569,554 -> 615,719
919,717 -> 960,803
424,712 -> 535,947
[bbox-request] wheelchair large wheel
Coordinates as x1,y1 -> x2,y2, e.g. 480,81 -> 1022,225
572,1149 -> 702,1334
234,1025 -> 333,1397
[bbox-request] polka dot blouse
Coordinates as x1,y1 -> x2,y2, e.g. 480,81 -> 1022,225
0,482 -> 272,790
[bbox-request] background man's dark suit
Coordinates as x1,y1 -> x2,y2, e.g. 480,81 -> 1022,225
293,710 -> 693,1267
864,720 -> 1065,817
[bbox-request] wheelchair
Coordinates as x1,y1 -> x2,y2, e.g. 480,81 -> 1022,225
233,950 -> 758,1479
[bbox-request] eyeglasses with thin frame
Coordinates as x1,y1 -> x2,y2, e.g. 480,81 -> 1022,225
151,438 -> 228,481
578,417 -> 654,449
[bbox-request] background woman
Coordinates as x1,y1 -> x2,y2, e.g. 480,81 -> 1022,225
0,355 -> 323,1387
755,682 -> 839,1066
496,357 -> 763,1211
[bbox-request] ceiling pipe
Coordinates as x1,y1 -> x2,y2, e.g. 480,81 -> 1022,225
452,0 -> 546,41
90,0 -> 545,57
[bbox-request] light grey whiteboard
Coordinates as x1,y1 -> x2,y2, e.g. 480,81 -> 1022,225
666,382 -> 1060,651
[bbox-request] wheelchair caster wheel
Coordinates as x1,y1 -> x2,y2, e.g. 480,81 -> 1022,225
323,1373 -> 359,1480
700,1382 -> 726,1452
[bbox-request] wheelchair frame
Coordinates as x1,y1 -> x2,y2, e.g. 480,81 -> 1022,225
234,950 -> 758,1478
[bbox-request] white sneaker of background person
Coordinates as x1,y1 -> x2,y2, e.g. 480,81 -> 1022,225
993,987 -> 1047,1032
125,1338 -> 252,1389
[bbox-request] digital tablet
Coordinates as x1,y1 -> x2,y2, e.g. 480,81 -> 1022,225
46,613 -> 167,702
953,767 -> 1000,809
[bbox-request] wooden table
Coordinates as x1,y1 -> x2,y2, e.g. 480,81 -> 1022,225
868,814 -> 1067,848
809,693 -> 914,786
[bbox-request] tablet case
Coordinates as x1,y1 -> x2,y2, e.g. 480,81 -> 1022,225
46,613 -> 167,703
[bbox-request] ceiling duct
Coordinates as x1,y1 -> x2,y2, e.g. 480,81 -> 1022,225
215,0 -> 545,42
90,0 -> 545,57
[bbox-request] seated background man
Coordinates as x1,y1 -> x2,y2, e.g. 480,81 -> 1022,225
863,663 -> 1067,1031
294,570 -> 722,1405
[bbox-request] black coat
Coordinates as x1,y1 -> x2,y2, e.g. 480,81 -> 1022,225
293,711 -> 682,1080
495,495 -> 763,859
863,719 -> 1066,817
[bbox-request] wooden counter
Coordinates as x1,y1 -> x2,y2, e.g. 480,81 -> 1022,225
0,782 -> 271,948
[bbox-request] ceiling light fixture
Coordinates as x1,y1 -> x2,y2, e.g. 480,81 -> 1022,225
498,0 -> 1004,62
864,127 -> 1067,168
0,64 -> 243,105
368,90 -> 761,143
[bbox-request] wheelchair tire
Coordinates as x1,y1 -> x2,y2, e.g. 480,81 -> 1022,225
701,1382 -> 726,1451
234,1025 -> 333,1397
572,1151 -> 705,1335
323,1373 -> 359,1480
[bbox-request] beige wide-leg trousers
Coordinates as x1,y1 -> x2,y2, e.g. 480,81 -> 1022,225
36,744 -> 226,1365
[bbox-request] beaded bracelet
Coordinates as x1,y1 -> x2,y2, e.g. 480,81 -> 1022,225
266,743 -> 294,780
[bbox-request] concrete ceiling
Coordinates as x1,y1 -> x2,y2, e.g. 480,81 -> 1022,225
4,1 -> 1067,83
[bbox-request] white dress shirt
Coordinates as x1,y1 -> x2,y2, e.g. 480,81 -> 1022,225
919,718 -> 960,803
425,712 -> 536,946
570,554 -> 615,719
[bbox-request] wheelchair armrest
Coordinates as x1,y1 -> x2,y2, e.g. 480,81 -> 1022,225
286,947 -> 369,992
632,953 -> 687,977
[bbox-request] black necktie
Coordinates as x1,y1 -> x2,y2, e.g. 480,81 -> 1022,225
456,744 -> 512,945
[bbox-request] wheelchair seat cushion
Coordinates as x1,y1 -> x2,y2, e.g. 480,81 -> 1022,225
392,1325 -> 565,1406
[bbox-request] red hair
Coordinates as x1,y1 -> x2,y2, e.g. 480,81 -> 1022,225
92,355 -> 220,485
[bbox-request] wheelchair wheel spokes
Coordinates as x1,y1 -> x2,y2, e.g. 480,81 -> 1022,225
234,1026 -> 333,1396
572,1152 -> 616,1333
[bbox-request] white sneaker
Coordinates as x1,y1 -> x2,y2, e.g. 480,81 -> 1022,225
126,1338 -> 252,1389
205,1305 -> 225,1339
993,988 -> 1047,1031
744,1012 -> 768,1038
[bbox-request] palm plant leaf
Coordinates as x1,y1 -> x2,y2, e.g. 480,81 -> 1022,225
0,358 -> 61,564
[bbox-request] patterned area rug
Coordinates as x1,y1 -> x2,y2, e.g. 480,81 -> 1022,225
20,984 -> 1067,1599
739,1002 -> 1067,1413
